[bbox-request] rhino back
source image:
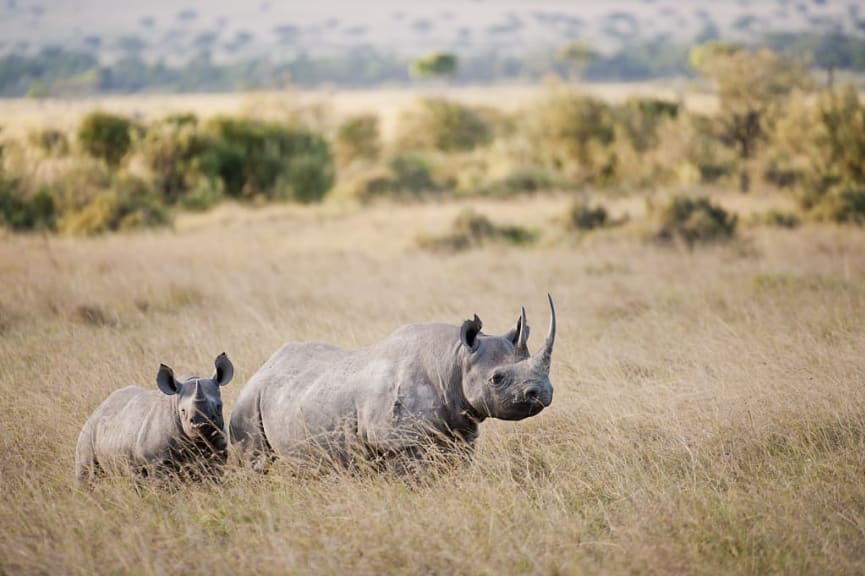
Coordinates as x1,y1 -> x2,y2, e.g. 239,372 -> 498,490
253,325 -> 462,455
88,386 -> 178,469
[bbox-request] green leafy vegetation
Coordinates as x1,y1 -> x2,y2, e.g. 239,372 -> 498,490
395,98 -> 494,153
410,52 -> 458,80
0,185 -> 56,231
335,114 -> 380,167
2,44 -> 865,235
201,118 -> 334,202
565,200 -> 610,231
1,32 -> 865,97
418,209 -> 537,251
78,112 -> 135,167
650,196 -> 737,246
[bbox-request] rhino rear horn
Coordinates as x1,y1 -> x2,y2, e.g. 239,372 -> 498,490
515,306 -> 530,358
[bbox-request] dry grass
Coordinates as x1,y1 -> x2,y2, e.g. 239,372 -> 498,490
1,193 -> 864,574
0,81 -> 717,140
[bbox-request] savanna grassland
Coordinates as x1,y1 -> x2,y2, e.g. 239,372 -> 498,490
1,191 -> 864,574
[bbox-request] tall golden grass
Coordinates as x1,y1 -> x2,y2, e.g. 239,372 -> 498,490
0,82 -> 716,140
1,195 -> 864,574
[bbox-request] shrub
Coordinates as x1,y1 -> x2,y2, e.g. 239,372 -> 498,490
566,200 -> 609,231
616,97 -> 679,152
418,209 -> 537,252
651,195 -> 737,246
78,112 -> 134,167
762,154 -> 802,189
685,115 -> 738,184
28,128 -> 69,156
388,153 -> 438,194
335,114 -> 380,166
802,181 -> 865,225
177,178 -> 224,211
751,210 -> 801,229
57,194 -> 117,235
524,90 -> 616,183
139,116 -> 213,204
0,183 -> 56,231
332,165 -> 395,202
200,118 -> 334,203
814,86 -> 865,185
487,167 -> 557,196
56,176 -> 168,235
395,98 -> 493,153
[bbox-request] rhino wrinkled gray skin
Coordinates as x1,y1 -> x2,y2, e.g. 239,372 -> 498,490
75,353 -> 234,485
230,296 -> 556,469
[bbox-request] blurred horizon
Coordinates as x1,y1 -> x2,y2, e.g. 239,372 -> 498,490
1,0 -> 864,96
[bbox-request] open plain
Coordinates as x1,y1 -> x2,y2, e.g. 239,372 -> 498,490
1,194 -> 864,574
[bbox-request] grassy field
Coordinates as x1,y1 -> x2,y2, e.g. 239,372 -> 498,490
1,192 -> 864,574
0,80 -> 715,139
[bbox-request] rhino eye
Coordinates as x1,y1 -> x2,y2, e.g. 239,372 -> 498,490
490,373 -> 505,387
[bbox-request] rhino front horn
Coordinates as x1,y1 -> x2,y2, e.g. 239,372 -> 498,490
530,294 -> 556,376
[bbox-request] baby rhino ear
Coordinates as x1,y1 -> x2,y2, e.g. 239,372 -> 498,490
156,364 -> 179,396
213,352 -> 234,387
460,314 -> 483,352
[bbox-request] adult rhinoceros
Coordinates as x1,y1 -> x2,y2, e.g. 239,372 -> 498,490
230,296 -> 556,469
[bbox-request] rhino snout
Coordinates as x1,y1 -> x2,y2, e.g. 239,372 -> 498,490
522,381 -> 553,408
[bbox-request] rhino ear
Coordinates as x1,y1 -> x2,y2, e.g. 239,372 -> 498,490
156,364 -> 179,396
213,352 -> 234,387
460,314 -> 483,352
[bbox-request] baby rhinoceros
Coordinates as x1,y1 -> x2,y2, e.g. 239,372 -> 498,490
75,353 -> 234,486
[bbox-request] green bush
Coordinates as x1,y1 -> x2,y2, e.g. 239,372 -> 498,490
177,178 -> 224,212
752,210 -> 801,229
335,114 -> 380,166
651,195 -> 737,246
388,153 -> 438,194
0,182 -> 56,231
395,98 -> 493,153
616,97 -> 679,152
418,209 -> 537,252
56,176 -> 168,235
815,86 -> 865,185
762,155 -> 801,189
487,167 -> 557,196
686,115 -> 737,184
200,118 -> 334,203
78,112 -> 134,167
566,200 -> 609,231
332,165 -> 394,202
139,116 -> 212,204
802,181 -> 865,225
525,90 -> 616,183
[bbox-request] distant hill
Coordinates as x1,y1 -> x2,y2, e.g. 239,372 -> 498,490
2,0 -> 862,63
0,0 -> 863,96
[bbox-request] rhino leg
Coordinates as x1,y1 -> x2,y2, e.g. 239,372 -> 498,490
229,395 -> 274,472
74,424 -> 99,488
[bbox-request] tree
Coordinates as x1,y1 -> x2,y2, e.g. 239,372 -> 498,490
557,40 -> 595,82
410,51 -> 458,81
690,42 -> 811,192
78,112 -> 134,168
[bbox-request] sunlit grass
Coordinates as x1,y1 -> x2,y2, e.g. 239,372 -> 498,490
1,195 -> 864,574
